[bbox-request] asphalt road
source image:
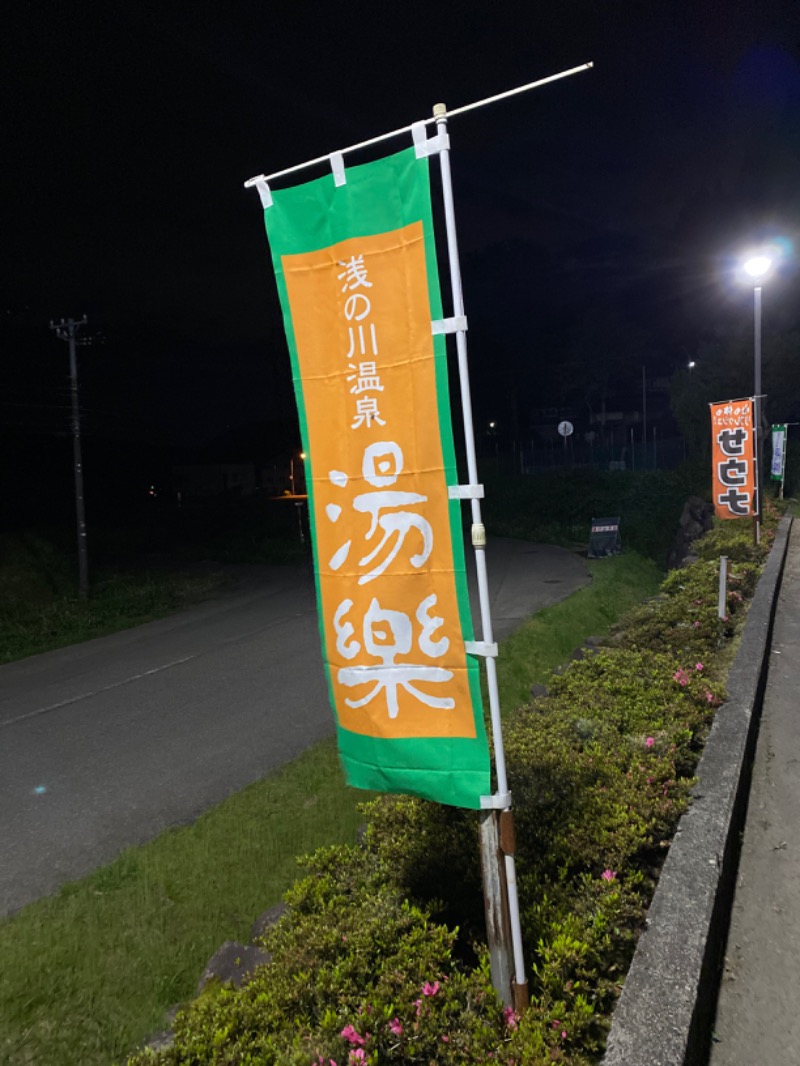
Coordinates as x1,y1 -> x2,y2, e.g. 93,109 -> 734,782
0,539 -> 589,917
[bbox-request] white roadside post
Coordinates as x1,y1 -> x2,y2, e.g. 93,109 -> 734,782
718,556 -> 728,620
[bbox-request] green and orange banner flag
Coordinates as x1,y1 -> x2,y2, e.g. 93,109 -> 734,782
710,397 -> 757,520
262,147 -> 490,808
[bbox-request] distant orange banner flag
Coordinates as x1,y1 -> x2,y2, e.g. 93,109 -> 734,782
709,397 -> 757,520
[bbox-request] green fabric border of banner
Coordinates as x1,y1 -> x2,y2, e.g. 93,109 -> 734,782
262,146 -> 490,809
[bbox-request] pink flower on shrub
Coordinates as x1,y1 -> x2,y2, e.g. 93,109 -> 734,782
388,1018 -> 403,1036
705,689 -> 715,704
340,1025 -> 366,1046
422,981 -> 440,997
413,998 -> 423,1016
695,662 -> 704,672
674,668 -> 689,686
645,736 -> 655,748
693,620 -> 701,628
504,1005 -> 519,1029
348,1051 -> 366,1065
441,1035 -> 450,1042
601,869 -> 616,882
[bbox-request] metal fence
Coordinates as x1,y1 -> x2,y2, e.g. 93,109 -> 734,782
486,436 -> 688,475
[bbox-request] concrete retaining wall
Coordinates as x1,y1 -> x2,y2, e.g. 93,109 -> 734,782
602,516 -> 792,1066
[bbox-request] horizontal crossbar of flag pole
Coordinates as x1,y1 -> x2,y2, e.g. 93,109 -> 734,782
243,62 -> 593,190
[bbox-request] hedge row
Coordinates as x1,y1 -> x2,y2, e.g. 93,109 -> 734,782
130,503 -> 779,1066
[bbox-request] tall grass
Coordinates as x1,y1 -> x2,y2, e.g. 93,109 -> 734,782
0,533 -> 227,664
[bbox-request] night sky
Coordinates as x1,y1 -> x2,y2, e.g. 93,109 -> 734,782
4,1 -> 800,468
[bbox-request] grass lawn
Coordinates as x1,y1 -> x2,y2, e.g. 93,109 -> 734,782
0,742 -> 365,1066
0,552 -> 661,1066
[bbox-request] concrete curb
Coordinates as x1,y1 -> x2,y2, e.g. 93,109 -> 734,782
602,515 -> 793,1066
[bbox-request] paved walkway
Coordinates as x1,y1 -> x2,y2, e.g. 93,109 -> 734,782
465,537 -> 590,640
709,521 -> 800,1064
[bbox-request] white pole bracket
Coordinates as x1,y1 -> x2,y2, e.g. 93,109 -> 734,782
481,792 -> 512,810
254,178 -> 273,209
432,315 -> 468,335
448,484 -> 484,500
412,121 -> 451,158
465,640 -> 498,658
330,152 -> 346,187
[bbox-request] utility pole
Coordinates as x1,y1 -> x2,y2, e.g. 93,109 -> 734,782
50,315 -> 90,599
642,365 -> 647,469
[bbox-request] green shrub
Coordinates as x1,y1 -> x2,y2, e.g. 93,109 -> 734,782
481,466 -> 710,564
130,848 -> 517,1065
130,505 -> 780,1065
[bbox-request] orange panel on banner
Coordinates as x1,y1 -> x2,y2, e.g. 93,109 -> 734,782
710,397 -> 756,520
282,221 -> 476,741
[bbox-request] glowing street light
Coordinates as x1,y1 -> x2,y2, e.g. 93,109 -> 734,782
289,449 -> 306,495
742,254 -> 773,282
739,249 -> 776,542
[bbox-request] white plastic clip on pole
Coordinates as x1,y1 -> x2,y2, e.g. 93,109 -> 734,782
254,178 -> 273,209
330,152 -> 346,187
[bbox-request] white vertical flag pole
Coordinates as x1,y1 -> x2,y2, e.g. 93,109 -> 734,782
432,102 -> 528,1011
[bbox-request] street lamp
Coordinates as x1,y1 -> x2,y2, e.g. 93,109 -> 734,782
687,361 -> 696,372
289,450 -> 306,495
742,254 -> 773,283
741,253 -> 773,410
740,250 -> 774,542
488,421 -> 499,471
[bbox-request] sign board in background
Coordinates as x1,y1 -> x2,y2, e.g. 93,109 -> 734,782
771,424 -> 787,482
709,397 -> 757,520
588,516 -> 621,558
